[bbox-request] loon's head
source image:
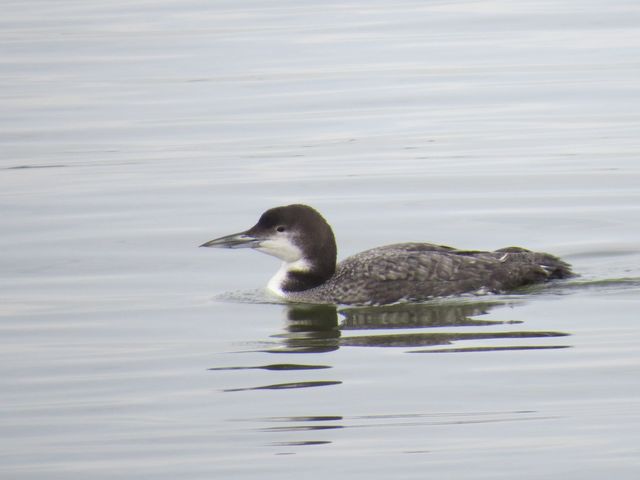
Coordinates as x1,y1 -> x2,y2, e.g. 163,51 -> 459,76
200,204 -> 337,294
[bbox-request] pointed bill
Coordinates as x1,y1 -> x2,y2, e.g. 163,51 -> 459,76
199,232 -> 261,249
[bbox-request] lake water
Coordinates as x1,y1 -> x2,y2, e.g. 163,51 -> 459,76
2,1 -> 640,478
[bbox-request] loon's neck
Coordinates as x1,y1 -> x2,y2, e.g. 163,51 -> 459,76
267,258 -> 334,295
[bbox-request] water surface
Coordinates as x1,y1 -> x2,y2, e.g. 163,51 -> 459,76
2,1 -> 640,479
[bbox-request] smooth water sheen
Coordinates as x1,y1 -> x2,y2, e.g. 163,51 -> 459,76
2,1 -> 640,479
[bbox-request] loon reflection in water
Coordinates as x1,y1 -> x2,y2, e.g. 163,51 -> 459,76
274,303 -> 570,353
205,301 -> 569,370
201,204 -> 573,305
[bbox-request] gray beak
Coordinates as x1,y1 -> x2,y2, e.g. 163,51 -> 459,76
199,231 -> 261,249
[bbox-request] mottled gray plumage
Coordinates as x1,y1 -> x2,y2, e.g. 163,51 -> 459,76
285,243 -> 571,305
201,204 -> 573,306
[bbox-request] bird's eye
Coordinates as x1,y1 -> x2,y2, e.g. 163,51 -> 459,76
276,226 -> 286,233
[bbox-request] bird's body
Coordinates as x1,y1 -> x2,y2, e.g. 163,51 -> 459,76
201,204 -> 573,306
282,242 -> 570,305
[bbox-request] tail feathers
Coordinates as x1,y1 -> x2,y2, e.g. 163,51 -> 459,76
494,246 -> 574,280
539,257 -> 574,279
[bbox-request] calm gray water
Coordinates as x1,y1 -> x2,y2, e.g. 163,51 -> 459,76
2,1 -> 640,478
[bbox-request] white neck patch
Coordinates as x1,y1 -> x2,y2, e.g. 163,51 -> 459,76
267,258 -> 311,297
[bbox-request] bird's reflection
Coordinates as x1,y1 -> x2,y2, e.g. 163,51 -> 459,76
268,301 -> 569,353
213,300 -> 571,450
211,300 -> 569,394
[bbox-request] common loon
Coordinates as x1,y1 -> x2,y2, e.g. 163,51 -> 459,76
200,204 -> 573,305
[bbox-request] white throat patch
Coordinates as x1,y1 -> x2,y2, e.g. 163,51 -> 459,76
256,236 -> 303,263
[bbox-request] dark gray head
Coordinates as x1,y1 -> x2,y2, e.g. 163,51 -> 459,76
200,204 -> 337,292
